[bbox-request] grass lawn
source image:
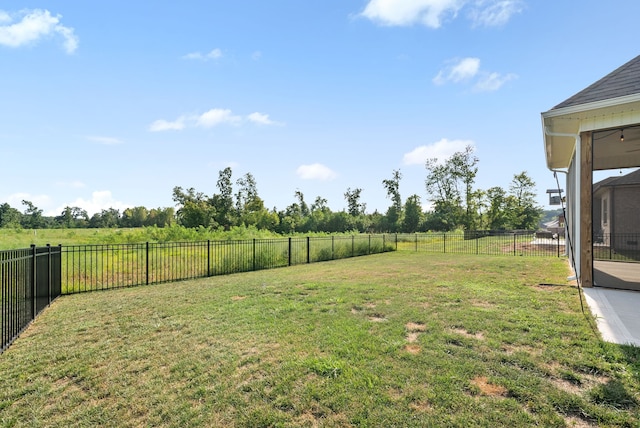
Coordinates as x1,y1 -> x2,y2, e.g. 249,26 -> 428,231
1,252 -> 639,427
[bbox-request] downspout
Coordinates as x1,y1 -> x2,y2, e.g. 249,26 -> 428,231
544,127 -> 581,281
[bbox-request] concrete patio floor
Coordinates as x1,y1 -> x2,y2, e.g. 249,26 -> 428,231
582,287 -> 640,347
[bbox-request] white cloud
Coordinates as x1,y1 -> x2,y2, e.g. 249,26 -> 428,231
86,136 -> 123,145
149,117 -> 187,132
469,0 -> 524,27
433,57 -> 516,92
248,112 -> 283,126
0,9 -> 78,53
360,0 -> 522,28
473,71 -> 517,92
403,138 -> 475,165
150,109 -> 281,132
433,57 -> 480,85
296,164 -> 338,181
183,48 -> 222,61
360,0 -> 462,28
59,190 -> 131,216
196,109 -> 241,128
248,112 -> 273,125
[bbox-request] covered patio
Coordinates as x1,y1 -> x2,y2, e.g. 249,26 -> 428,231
541,54 -> 640,291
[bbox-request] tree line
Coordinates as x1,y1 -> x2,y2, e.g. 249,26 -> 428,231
0,146 -> 543,234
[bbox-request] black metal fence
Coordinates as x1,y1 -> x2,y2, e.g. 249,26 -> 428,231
593,233 -> 640,262
396,232 -> 565,258
1,245 -> 61,353
61,235 -> 392,294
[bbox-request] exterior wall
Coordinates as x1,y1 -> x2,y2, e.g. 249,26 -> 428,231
612,186 -> 640,234
612,185 -> 640,251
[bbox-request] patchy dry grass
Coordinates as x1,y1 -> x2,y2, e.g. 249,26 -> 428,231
0,252 -> 638,427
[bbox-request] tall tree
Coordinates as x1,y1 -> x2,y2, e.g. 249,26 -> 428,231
57,206 -> 89,228
344,187 -> 366,217
0,203 -> 21,228
211,167 -> 235,229
486,186 -> 509,230
21,200 -> 44,229
450,146 -> 479,229
235,172 -> 258,215
424,157 -> 463,231
172,186 -> 216,228
402,194 -> 423,233
424,145 -> 478,231
294,190 -> 310,218
506,171 -> 542,230
121,206 -> 148,228
382,169 -> 402,232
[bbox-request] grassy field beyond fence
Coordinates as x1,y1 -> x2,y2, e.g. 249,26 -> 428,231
1,252 -> 638,427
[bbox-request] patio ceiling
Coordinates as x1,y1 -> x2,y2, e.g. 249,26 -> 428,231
542,93 -> 640,170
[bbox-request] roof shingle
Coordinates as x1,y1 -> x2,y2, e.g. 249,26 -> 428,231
552,55 -> 640,110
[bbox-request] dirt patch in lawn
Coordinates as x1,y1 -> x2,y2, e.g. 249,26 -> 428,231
452,328 -> 484,340
404,344 -> 421,354
471,376 -> 508,397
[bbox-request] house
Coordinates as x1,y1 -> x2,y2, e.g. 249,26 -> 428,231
541,54 -> 640,290
593,169 -> 640,250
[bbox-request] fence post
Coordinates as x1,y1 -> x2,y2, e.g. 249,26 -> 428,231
146,242 -> 150,285
415,234 -> 418,252
288,238 -> 292,266
47,244 -> 52,305
253,239 -> 256,271
31,245 -> 36,319
383,234 -> 385,252
307,237 -> 310,263
207,240 -> 211,277
443,233 -> 446,254
609,235 -> 612,259
395,233 -> 398,251
513,234 -> 516,256
332,236 -> 335,259
476,234 -> 479,255
352,235 -> 355,257
369,235 -> 371,254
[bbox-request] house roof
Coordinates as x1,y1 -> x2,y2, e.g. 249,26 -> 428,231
552,55 -> 640,110
542,55 -> 640,170
593,168 -> 640,193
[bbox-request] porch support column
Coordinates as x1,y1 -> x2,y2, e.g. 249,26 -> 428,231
580,131 -> 593,287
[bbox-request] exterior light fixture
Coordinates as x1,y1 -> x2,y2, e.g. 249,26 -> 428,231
620,129 -> 624,142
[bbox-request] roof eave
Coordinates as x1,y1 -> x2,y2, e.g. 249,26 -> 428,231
542,93 -> 640,170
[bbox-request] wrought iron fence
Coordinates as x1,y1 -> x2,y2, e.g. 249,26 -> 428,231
395,232 -> 565,258
61,235 -> 392,294
1,245 -> 61,353
593,233 -> 640,262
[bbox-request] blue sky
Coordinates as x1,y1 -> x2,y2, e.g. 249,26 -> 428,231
2,1 -> 639,217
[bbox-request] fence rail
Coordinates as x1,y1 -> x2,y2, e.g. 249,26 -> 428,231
1,245 -> 61,353
61,235 -> 391,294
396,232 -> 565,258
593,233 -> 640,262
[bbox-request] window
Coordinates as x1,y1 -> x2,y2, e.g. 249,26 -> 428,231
602,197 -> 608,225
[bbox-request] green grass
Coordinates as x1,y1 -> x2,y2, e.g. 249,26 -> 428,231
0,225 -> 285,250
1,253 -> 639,427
